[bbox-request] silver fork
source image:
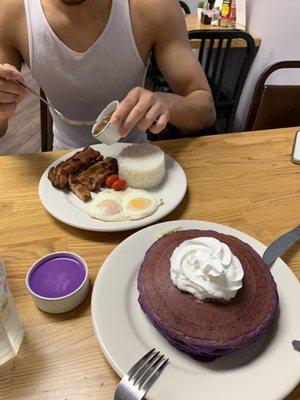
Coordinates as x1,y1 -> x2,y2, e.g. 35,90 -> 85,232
114,348 -> 169,400
13,80 -> 96,126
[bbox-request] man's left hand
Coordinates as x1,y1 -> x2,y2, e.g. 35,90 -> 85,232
110,87 -> 169,137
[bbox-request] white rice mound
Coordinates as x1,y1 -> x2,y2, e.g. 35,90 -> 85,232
118,143 -> 166,189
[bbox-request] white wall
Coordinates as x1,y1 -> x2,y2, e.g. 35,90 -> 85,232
235,0 -> 300,130
185,0 -> 300,130
186,0 -> 199,13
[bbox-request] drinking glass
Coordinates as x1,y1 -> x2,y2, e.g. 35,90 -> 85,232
0,260 -> 24,365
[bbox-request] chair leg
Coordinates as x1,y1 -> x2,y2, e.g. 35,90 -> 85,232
40,90 -> 53,152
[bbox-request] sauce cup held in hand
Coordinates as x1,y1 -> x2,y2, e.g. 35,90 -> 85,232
92,101 -> 121,145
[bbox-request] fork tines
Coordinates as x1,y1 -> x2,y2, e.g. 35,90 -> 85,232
128,348 -> 169,392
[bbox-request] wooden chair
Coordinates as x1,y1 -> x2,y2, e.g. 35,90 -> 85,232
40,89 -> 53,152
244,61 -> 300,131
148,29 -> 257,140
189,29 -> 257,133
179,1 -> 191,14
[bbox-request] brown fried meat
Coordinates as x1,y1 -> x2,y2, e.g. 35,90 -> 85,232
48,146 -> 103,188
68,157 -> 118,202
48,147 -> 118,202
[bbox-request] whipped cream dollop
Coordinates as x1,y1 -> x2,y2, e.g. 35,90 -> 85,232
170,237 -> 244,301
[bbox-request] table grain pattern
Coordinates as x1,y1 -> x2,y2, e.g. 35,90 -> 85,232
0,127 -> 299,400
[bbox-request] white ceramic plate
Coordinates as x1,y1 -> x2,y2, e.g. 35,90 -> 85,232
92,220 -> 300,400
38,144 -> 187,231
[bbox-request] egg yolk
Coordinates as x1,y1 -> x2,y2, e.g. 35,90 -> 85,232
97,199 -> 121,215
128,197 -> 151,210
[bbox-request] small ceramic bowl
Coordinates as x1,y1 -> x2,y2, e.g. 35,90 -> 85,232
92,100 -> 121,145
26,252 -> 89,314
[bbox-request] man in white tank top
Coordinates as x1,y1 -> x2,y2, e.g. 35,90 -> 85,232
0,0 -> 215,150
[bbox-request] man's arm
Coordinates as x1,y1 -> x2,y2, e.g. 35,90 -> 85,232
112,0 -> 215,136
152,0 -> 216,131
0,4 -> 24,138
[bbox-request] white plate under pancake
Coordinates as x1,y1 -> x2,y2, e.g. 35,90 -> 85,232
92,220 -> 300,400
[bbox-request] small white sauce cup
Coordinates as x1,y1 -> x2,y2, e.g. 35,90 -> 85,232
26,252 -> 90,314
92,100 -> 121,145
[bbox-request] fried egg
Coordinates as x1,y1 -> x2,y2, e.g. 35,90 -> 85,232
87,188 -> 162,221
122,189 -> 161,220
87,192 -> 123,222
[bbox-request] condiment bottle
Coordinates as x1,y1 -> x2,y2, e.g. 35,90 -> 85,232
228,0 -> 236,28
201,2 -> 213,24
211,6 -> 221,26
220,0 -> 231,27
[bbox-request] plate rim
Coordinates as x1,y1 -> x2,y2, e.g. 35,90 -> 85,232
38,143 -> 187,232
91,219 -> 300,400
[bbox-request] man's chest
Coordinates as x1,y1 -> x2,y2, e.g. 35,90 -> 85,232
14,0 -> 152,68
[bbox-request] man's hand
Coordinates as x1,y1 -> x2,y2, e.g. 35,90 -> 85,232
0,63 -> 26,121
111,87 -> 169,137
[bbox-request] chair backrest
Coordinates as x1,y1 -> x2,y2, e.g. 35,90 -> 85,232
244,61 -> 300,131
188,29 -> 256,132
179,1 -> 191,14
40,89 -> 53,152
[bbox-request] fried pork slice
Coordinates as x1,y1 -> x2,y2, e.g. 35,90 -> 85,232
48,166 -> 69,188
68,181 -> 91,202
68,157 -> 118,202
48,147 -> 103,188
90,157 -> 118,191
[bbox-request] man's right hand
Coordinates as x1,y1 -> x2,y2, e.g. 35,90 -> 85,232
0,63 -> 26,120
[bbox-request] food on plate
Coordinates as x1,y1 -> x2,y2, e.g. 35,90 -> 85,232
137,229 -> 278,361
47,143 -> 167,207
48,146 -> 118,202
111,179 -> 126,191
104,175 -> 127,191
118,143 -> 166,189
87,188 -> 162,221
122,189 -> 161,220
105,174 -> 119,188
156,226 -> 183,240
68,157 -> 118,201
48,146 -> 103,188
88,192 -> 124,222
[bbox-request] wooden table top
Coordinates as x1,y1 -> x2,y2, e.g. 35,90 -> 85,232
0,127 -> 299,400
185,14 -> 261,48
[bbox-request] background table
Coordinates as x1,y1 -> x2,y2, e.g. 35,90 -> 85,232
0,127 -> 299,400
185,14 -> 261,48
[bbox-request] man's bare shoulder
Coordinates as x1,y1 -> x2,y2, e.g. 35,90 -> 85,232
131,0 -> 185,29
0,0 -> 25,39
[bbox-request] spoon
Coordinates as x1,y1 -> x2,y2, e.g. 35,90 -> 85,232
14,80 -> 97,126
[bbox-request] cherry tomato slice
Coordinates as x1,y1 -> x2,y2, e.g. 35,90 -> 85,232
111,179 -> 127,191
105,174 -> 119,188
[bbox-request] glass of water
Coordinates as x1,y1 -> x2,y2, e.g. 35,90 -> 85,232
0,260 -> 24,365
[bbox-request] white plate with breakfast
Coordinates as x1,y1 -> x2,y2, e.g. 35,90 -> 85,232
38,143 -> 187,231
91,220 -> 300,400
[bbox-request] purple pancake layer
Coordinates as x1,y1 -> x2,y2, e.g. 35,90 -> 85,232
137,230 -> 279,361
